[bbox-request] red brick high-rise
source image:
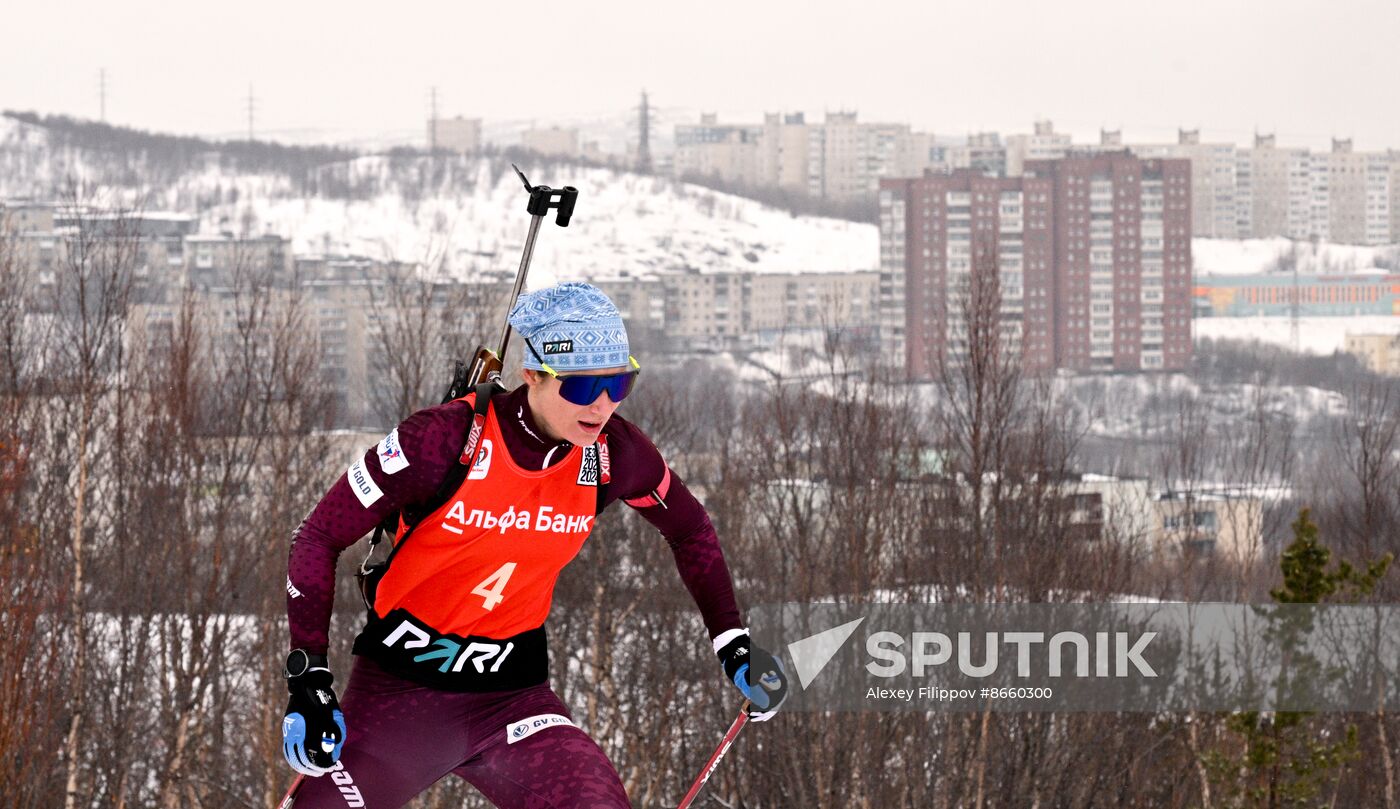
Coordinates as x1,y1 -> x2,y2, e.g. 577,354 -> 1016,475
879,152 -> 1191,378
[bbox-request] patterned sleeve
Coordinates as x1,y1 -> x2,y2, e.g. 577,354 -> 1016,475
286,400 -> 472,655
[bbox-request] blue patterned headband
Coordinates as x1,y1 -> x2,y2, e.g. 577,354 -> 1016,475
508,282 -> 631,372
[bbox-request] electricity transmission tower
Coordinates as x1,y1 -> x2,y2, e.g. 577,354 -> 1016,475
635,90 -> 652,173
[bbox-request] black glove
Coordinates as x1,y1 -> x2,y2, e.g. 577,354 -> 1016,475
281,650 -> 346,776
717,632 -> 789,721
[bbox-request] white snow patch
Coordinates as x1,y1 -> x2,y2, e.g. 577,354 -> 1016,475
1194,316 -> 1400,355
1194,237 -> 1398,277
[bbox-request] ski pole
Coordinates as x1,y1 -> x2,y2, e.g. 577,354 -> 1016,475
676,701 -> 751,809
275,774 -> 304,808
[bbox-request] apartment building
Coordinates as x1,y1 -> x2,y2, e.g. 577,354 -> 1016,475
428,116 -> 482,154
125,280 -> 373,423
0,199 -> 56,234
947,132 -> 1007,177
1129,129 -> 1239,239
1324,141 -> 1392,246
808,111 -> 912,200
1005,120 -> 1072,177
184,233 -> 293,288
759,112 -> 812,193
1035,153 -> 1193,371
1155,489 -> 1265,564
1392,150 -> 1400,244
879,169 -> 1052,375
651,269 -> 879,349
1232,134 -> 1396,244
6,210 -> 205,306
1343,332 -> 1400,376
520,127 -> 581,159
674,111 -> 936,201
881,154 -> 1192,378
879,169 -> 1057,378
672,114 -> 764,187
1235,134 -> 1308,239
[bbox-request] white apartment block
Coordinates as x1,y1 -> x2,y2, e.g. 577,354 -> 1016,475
1343,333 -> 1400,376
1392,151 -> 1400,244
1004,120 -> 1072,176
1309,150 -> 1331,242
674,112 -> 936,201
1235,134 -> 1314,240
1103,130 -> 1398,244
807,111 -> 912,200
520,127 -> 580,159
1366,153 -> 1393,246
672,115 -> 1397,244
878,188 -> 908,370
428,116 -> 481,154
673,114 -> 764,187
1319,138 -> 1394,246
655,269 -> 880,348
1234,134 -> 1394,245
760,112 -> 813,193
946,132 -> 1007,177
1129,129 -> 1239,239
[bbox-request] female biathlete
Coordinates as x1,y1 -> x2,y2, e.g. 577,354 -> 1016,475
280,282 -> 788,808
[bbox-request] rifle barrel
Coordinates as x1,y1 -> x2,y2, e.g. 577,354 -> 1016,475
498,213 -> 545,360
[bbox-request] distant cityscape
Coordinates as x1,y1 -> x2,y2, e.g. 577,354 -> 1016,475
3,105 -> 1399,432
429,107 -> 1400,378
434,109 -> 1400,246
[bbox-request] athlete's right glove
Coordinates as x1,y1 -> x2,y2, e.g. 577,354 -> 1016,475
281,650 -> 346,777
716,631 -> 790,721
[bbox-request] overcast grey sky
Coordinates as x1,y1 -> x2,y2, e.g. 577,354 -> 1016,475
5,0 -> 1397,150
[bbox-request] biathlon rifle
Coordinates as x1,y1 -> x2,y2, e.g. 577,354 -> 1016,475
442,165 -> 578,402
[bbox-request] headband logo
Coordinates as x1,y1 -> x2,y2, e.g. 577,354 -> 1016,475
542,340 -> 574,355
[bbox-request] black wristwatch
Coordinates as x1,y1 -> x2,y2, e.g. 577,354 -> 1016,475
284,649 -> 330,680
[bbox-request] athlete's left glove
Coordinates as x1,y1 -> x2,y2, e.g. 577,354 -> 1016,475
716,632 -> 790,721
281,650 -> 346,777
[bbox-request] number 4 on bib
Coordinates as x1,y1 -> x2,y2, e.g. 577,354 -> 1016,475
471,562 -> 517,610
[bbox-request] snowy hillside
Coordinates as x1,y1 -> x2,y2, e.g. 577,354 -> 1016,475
1195,316 -> 1400,354
197,160 -> 878,285
0,114 -> 878,285
7,113 -> 1396,294
1194,237 -> 1398,277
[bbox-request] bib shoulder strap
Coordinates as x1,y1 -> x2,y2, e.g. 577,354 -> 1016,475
401,381 -> 500,528
359,381 -> 502,612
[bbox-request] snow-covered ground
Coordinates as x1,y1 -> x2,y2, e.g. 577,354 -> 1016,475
1050,372 -> 1347,440
202,160 -> 879,284
1195,315 -> 1400,354
1194,237 -> 1398,277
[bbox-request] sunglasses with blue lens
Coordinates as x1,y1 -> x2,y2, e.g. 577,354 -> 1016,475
524,338 -> 641,406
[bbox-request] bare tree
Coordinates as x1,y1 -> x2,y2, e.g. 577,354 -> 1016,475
0,213 -> 69,809
43,187 -> 142,809
367,258 -> 509,425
